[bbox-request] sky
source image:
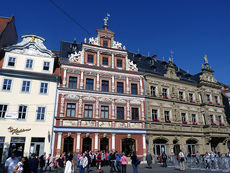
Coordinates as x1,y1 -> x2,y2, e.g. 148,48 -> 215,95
1,0 -> 230,84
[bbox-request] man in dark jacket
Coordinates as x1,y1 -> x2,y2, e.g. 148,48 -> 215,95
28,153 -> 39,173
146,152 -> 152,168
162,152 -> 167,168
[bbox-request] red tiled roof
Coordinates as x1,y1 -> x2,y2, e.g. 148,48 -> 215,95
0,16 -> 13,34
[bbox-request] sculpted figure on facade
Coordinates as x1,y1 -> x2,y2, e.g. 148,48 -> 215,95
68,50 -> 83,63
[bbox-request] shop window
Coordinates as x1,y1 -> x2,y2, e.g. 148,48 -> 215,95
2,79 -> 12,91
8,57 -> 16,67
84,104 -> 93,118
0,105 -> 7,118
131,108 -> 139,120
117,59 -> 122,68
117,107 -> 124,120
101,106 -> 109,119
66,103 -> 76,117
131,83 -> 138,95
18,105 -> 27,119
86,78 -> 94,90
68,77 -> 77,89
102,80 -> 109,92
36,107 -> 46,120
117,82 -> 124,93
102,57 -> 109,66
21,81 -> 30,93
26,59 -> 33,69
43,62 -> 50,71
87,55 -> 94,64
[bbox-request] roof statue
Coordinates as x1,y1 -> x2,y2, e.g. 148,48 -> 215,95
204,55 -> 208,64
104,13 -> 110,26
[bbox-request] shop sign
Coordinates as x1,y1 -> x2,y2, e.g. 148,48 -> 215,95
5,112 -> 18,119
11,137 -> 25,143
0,137 -> 5,143
8,126 -> 31,135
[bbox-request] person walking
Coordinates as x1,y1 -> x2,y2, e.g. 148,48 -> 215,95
146,152 -> 152,168
64,153 -> 73,173
28,153 -> 39,173
131,152 -> 139,173
39,153 -> 46,172
162,152 -> 167,168
120,153 -> 128,173
13,157 -> 25,173
79,153 -> 88,173
56,154 -> 65,173
178,150 -> 185,171
4,152 -> 18,173
44,154 -> 52,171
116,152 -> 121,173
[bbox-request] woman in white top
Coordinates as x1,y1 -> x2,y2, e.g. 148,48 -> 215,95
13,157 -> 25,173
64,153 -> 73,173
178,150 -> 185,171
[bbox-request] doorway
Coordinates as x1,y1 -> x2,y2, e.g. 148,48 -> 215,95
30,138 -> 45,157
122,138 -> 136,156
100,137 -> 109,152
9,137 -> 25,157
153,139 -> 167,155
64,136 -> 74,154
82,137 -> 92,152
173,140 -> 180,155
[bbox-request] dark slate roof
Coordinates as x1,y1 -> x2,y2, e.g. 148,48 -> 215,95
127,52 -> 199,84
60,41 -> 82,63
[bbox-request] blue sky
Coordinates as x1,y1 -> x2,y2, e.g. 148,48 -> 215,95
2,0 -> 230,84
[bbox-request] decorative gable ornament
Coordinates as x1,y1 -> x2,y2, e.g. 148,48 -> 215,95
4,35 -> 54,58
89,37 -> 99,45
68,50 -> 83,63
164,58 -> 179,80
112,40 -> 126,50
126,58 -> 138,71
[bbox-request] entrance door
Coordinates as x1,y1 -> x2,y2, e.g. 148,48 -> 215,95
122,138 -> 136,156
82,137 -> 92,152
64,136 -> 74,154
153,139 -> 167,155
100,137 -> 109,152
173,144 -> 180,155
30,138 -> 45,157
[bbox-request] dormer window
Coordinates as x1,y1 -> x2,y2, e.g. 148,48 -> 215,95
103,40 -> 108,47
43,62 -> 50,71
102,57 -> 108,66
87,55 -> 94,64
8,57 -> 16,67
117,59 -> 122,68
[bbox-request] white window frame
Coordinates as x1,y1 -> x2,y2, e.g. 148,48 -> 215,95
25,59 -> 33,69
7,57 -> 16,67
18,105 -> 27,120
21,80 -> 31,93
36,106 -> 46,121
43,61 -> 50,71
2,79 -> 12,91
0,104 -> 8,118
40,82 -> 48,94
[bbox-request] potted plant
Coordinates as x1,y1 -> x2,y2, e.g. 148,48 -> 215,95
192,122 -> 198,125
216,102 -> 220,105
190,100 -> 195,103
166,120 -> 171,123
153,119 -> 160,122
220,123 -> 225,126
182,121 -> 187,124
211,122 -> 217,125
180,98 -> 185,101
163,96 -> 168,99
208,101 -> 213,104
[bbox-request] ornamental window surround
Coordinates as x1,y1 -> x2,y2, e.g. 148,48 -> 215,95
131,108 -> 139,120
214,96 -> 219,104
102,80 -> 109,92
164,111 -> 170,122
84,104 -> 93,118
179,91 -> 184,100
192,114 -> 197,122
101,106 -> 109,119
150,86 -> 156,96
210,115 -> 214,123
162,88 -> 168,97
189,93 -> 194,101
152,109 -> 158,120
68,77 -> 77,89
181,113 -> 186,122
117,107 -> 124,120
207,94 -> 211,102
218,115 -> 222,124
66,103 -> 76,117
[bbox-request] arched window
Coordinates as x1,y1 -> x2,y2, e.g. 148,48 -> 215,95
153,138 -> 168,155
186,139 -> 197,155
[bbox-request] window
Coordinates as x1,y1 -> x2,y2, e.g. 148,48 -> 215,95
102,57 -> 108,66
84,104 -> 93,118
117,107 -> 124,120
207,94 -> 210,102
103,40 -> 108,47
2,79 -> 12,91
117,59 -> 122,68
43,62 -> 50,71
0,105 -> 7,118
192,114 -> 196,122
131,108 -> 139,120
181,113 -> 186,122
179,91 -> 184,100
131,83 -> 138,95
66,103 -> 76,117
152,109 -> 158,120
218,115 -> 222,124
26,59 -> 33,69
37,107 -> 45,120
40,82 -> 48,94
8,57 -> 16,67
86,78 -> 94,90
150,86 -> 156,96
87,55 -> 94,63
68,77 -> 77,89
215,96 -> 219,103
210,115 -> 214,123
101,106 -> 109,119
21,81 -> 30,93
164,111 -> 170,122
162,88 -> 168,97
18,105 -> 27,119
102,80 -> 109,92
117,82 -> 124,93
189,93 -> 194,101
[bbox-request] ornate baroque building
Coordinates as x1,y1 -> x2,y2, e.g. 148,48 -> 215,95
130,53 -> 230,156
53,21 -> 146,157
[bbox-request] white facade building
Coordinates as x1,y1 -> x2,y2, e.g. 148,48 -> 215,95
0,35 -> 58,163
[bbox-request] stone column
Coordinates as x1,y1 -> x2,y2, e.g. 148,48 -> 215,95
97,50 -> 100,66
96,74 -> 100,91
57,133 -> 62,155
60,94 -> 65,117
76,133 -> 81,152
127,101 -> 130,120
78,96 -> 82,117
112,75 -> 115,92
80,71 -> 84,89
63,68 -> 67,87
95,133 -> 99,151
142,134 -> 147,156
126,77 -> 130,94
112,134 -> 115,150
96,98 -> 99,118
112,99 -> 115,119
112,54 -> 114,68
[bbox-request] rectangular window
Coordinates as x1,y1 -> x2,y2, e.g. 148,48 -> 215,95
101,106 -> 109,119
68,77 -> 77,89
189,93 -> 194,101
2,79 -> 12,91
210,115 -> 214,123
86,78 -> 94,90
84,104 -> 93,118
132,108 -> 139,120
117,107 -> 124,120
102,57 -> 108,66
43,62 -> 50,71
21,81 -> 30,93
162,88 -> 168,97
152,109 -> 158,120
37,107 -> 45,120
218,115 -> 222,124
87,55 -> 94,63
8,57 -> 16,67
102,80 -> 109,92
215,96 -> 219,103
179,91 -> 184,99
18,105 -> 27,119
207,94 -> 210,102
150,86 -> 156,96
26,59 -> 33,69
192,114 -> 196,122
103,40 -> 108,47
66,103 -> 76,117
40,82 -> 48,94
181,113 -> 186,122
117,82 -> 124,93
131,83 -> 138,95
117,59 -> 122,68
0,105 -> 7,118
164,111 -> 170,122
